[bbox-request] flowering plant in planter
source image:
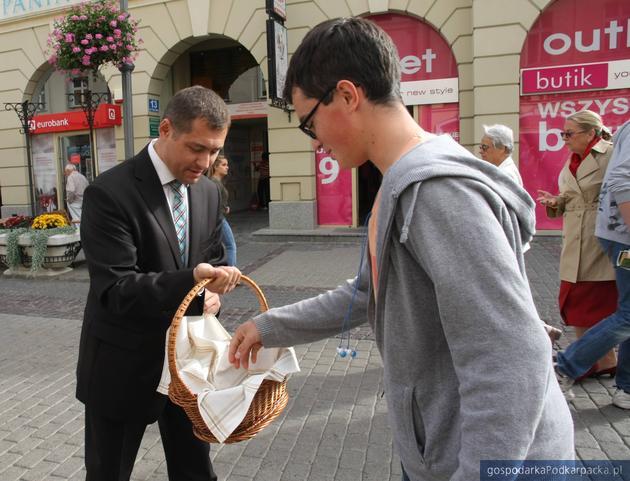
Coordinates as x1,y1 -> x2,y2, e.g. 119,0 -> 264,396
0,215 -> 32,229
4,213 -> 77,272
47,0 -> 141,75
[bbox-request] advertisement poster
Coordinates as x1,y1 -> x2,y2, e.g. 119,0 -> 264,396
520,89 -> 630,229
31,133 -> 58,213
315,148 -> 352,226
96,128 -> 118,174
369,14 -> 459,106
520,0 -> 630,230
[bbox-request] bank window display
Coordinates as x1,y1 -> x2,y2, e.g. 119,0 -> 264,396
519,0 -> 630,230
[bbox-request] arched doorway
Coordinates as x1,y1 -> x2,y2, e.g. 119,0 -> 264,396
154,36 -> 268,213
519,0 -> 630,230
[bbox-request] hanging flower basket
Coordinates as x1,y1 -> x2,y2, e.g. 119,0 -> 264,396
47,0 -> 141,76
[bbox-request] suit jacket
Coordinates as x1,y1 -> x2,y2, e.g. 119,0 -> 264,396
546,139 -> 616,282
76,146 -> 225,422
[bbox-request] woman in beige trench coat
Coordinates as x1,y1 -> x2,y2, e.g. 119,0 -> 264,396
538,110 -> 618,377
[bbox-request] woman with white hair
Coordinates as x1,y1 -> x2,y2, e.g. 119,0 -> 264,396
479,124 -> 523,186
537,110 -> 618,380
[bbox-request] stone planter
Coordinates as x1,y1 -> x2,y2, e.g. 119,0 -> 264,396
0,230 -> 81,276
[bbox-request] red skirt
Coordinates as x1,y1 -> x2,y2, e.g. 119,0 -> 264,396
559,280 -> 618,328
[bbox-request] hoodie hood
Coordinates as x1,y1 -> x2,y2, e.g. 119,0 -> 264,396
379,134 -> 536,246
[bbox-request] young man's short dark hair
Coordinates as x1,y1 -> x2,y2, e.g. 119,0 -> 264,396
282,17 -> 401,106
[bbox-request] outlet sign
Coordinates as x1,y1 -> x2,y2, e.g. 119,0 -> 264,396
519,0 -> 630,230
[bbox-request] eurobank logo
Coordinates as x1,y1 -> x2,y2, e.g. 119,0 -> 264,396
34,118 -> 70,129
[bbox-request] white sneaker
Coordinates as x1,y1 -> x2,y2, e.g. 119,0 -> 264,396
555,365 -> 575,400
612,389 -> 630,409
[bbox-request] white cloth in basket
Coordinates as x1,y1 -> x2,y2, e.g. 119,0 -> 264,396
158,314 -> 300,443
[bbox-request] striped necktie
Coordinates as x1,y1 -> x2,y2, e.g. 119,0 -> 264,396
169,180 -> 187,264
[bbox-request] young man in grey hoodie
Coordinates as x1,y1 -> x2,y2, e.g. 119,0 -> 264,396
229,17 -> 574,481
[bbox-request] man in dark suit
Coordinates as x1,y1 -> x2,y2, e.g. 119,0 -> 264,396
77,86 -> 241,481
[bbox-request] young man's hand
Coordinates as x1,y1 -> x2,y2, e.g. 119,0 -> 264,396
228,320 -> 262,370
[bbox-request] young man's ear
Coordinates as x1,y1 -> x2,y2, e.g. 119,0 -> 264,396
336,80 -> 361,110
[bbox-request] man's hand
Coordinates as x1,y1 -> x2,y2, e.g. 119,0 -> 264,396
193,264 -> 241,294
228,320 -> 263,370
203,290 -> 221,315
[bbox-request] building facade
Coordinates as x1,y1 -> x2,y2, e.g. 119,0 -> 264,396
0,0 -> 628,232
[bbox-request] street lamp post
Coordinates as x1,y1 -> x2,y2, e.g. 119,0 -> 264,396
4,100 -> 45,216
68,90 -> 110,181
119,0 -> 134,160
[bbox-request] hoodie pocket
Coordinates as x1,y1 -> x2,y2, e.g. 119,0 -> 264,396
388,383 -> 426,467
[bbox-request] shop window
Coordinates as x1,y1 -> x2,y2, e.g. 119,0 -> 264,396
67,77 -> 89,109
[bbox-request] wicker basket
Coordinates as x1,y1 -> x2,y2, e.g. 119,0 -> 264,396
167,275 -> 289,443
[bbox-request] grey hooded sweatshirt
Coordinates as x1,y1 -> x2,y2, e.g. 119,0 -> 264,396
254,135 -> 574,481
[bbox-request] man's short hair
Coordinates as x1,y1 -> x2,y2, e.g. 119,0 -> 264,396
163,86 -> 230,134
482,124 -> 514,154
64,163 -> 76,172
282,17 -> 401,106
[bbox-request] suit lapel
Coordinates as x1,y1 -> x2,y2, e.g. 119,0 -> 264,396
133,148 -> 182,268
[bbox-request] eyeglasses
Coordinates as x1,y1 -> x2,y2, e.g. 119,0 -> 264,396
479,144 -> 491,151
298,86 -> 336,140
560,130 -> 586,139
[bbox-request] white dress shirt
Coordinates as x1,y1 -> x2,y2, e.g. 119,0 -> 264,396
148,139 -> 190,264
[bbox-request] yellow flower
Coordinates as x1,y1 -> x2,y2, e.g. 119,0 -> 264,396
31,213 -> 69,230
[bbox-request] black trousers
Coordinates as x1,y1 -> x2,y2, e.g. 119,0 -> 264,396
84,399 -> 217,481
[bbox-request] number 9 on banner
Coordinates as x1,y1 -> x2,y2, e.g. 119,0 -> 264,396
318,156 -> 339,184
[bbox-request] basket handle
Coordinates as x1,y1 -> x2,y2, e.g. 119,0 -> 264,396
167,275 -> 268,392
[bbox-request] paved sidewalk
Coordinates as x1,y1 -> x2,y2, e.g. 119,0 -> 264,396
0,210 -> 629,480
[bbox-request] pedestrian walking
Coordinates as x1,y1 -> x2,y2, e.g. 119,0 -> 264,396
63,163 -> 89,222
555,119 -> 630,409
209,154 -> 237,266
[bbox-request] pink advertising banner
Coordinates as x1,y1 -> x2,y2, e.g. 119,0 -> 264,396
519,0 -> 630,230
315,148 -> 352,226
369,13 -> 459,106
520,89 -> 630,229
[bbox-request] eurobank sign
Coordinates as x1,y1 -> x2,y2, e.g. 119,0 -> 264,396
1,0 -> 81,21
28,104 -> 121,134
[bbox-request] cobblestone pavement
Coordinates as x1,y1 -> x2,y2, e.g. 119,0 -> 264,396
0,211 -> 629,480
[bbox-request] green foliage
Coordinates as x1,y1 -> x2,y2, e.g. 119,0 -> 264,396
5,226 -> 77,272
